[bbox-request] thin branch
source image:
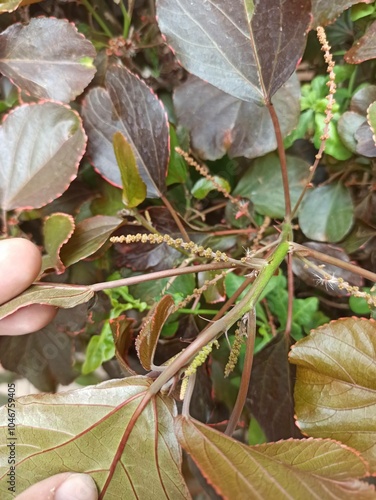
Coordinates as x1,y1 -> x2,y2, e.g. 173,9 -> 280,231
267,102 -> 291,219
292,243 -> 376,283
89,262 -> 237,292
161,194 -> 191,243
225,309 -> 256,436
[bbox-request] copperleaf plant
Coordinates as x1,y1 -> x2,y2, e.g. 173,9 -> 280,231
0,1 -> 376,499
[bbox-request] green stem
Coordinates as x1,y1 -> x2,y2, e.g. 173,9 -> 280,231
119,0 -> 131,38
147,227 -> 291,396
81,0 -> 113,38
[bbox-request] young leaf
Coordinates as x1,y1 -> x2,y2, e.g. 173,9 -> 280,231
83,65 -> 169,198
136,295 -> 175,370
0,18 -> 96,102
290,318 -> 376,471
0,284 -> 94,321
175,417 -> 374,498
0,102 -> 86,211
345,20 -> 376,64
157,0 -> 310,103
60,215 -> 123,267
113,131 -> 147,208
42,213 -> 75,274
0,378 -> 191,499
191,176 -> 231,200
174,74 -> 301,160
299,183 -> 354,243
110,315 -> 137,375
233,153 -> 310,218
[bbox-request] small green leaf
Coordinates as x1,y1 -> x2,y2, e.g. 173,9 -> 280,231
191,176 -> 231,200
367,101 -> 376,147
349,288 -> 374,315
113,131 -> 147,208
299,183 -> 354,243
82,322 -> 115,374
42,213 -> 75,274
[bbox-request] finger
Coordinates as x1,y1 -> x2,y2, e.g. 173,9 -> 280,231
0,239 -> 42,305
0,304 -> 57,336
15,473 -> 98,500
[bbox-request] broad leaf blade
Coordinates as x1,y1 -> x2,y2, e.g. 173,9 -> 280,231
233,153 -> 310,218
0,284 -> 94,320
176,417 -> 374,498
157,0 -> 310,103
0,18 -> 96,102
289,317 -> 376,472
83,65 -> 169,198
0,102 -> 87,210
174,74 -> 300,160
0,377 -> 190,499
60,215 -> 123,267
136,295 -> 175,370
311,0 -> 374,28
345,20 -> 376,64
113,131 -> 147,208
299,183 -> 354,242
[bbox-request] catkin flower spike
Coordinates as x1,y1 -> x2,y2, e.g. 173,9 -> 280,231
180,340 -> 219,399
111,232 -> 230,262
224,315 -> 248,377
175,147 -> 254,223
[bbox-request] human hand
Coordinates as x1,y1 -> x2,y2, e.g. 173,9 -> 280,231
0,238 -> 57,335
0,239 -> 98,499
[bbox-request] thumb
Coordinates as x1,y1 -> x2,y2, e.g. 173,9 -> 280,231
15,473 -> 98,500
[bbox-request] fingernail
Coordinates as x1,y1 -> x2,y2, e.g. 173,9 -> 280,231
55,473 -> 98,500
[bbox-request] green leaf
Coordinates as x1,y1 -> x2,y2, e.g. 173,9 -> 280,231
60,215 -> 123,267
233,153 -> 310,218
367,100 -> 376,147
197,271 -> 226,304
191,176 -> 231,200
157,0 -> 310,103
0,378 -> 190,499
82,322 -> 116,374
349,289 -> 374,315
175,417 -> 373,498
0,284 -> 94,321
113,131 -> 147,208
0,18 -> 96,102
136,295 -> 175,370
166,125 -> 188,185
42,213 -> 75,274
299,183 -> 354,243
289,317 -> 376,472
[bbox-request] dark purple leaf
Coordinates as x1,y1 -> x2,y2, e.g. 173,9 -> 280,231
351,86 -> 376,115
247,332 -> 302,441
0,306 -> 88,391
82,65 -> 169,198
355,121 -> 376,157
0,18 -> 96,102
345,20 -> 376,64
157,0 -> 310,103
311,0 -> 374,27
0,102 -> 87,210
174,74 -> 300,160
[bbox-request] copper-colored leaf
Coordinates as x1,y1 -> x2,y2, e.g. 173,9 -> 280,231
311,0 -> 374,27
345,20 -> 376,64
110,315 -> 137,375
0,377 -> 190,499
0,18 -> 96,101
136,295 -> 175,370
83,65 -> 169,198
176,417 -> 374,498
0,102 -> 87,211
0,283 -> 94,320
42,213 -> 75,274
60,215 -> 123,267
289,317 -> 376,472
157,0 -> 310,103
